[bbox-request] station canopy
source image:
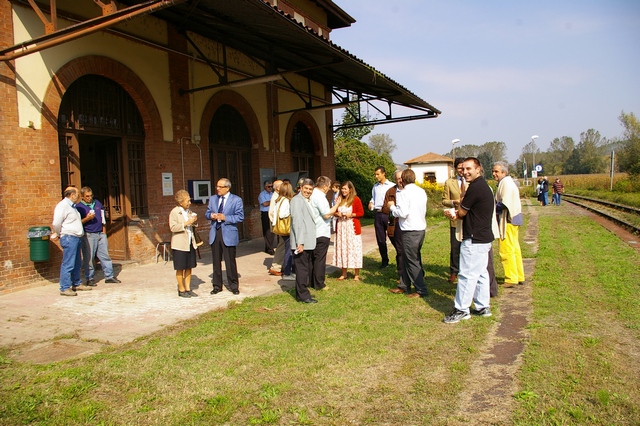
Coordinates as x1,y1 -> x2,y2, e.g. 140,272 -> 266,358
4,0 -> 441,129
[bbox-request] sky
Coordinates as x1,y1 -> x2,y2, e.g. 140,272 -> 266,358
329,0 -> 640,164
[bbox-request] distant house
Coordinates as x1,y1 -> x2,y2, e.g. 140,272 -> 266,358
404,152 -> 454,184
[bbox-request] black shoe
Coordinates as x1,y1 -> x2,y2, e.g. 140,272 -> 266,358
187,290 -> 198,297
86,278 -> 97,286
105,277 -> 121,284
210,289 -> 221,295
470,307 -> 492,317
232,290 -> 240,295
379,263 -> 389,269
178,291 -> 191,298
298,298 -> 318,304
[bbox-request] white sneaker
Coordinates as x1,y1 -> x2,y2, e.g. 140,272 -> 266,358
282,275 -> 296,281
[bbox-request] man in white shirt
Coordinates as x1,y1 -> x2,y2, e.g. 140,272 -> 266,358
309,176 -> 339,290
388,169 -> 428,298
51,186 -> 93,296
369,166 -> 395,268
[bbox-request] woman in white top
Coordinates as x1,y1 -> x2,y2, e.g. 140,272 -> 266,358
271,182 -> 294,278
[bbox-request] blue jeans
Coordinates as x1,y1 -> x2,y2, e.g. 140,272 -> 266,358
454,239 -> 492,313
542,191 -> 549,206
59,235 -> 83,291
552,193 -> 561,205
82,232 -> 114,280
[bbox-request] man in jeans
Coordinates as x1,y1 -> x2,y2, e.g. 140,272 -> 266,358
51,187 -> 93,296
76,187 -> 121,285
444,158 -> 495,323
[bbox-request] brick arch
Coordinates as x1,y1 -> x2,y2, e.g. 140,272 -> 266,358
41,55 -> 162,142
285,110 -> 323,177
284,110 -> 322,156
199,89 -> 263,149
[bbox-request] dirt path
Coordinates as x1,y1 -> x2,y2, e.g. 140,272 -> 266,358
451,200 -> 639,425
449,200 -> 538,425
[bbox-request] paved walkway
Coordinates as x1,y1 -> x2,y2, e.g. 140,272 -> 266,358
0,227 -> 379,361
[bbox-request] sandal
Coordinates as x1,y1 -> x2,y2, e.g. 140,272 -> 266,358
337,276 -> 346,281
353,276 -> 360,281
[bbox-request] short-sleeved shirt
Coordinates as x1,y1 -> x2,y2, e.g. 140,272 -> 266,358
310,188 -> 332,238
460,176 -> 494,243
258,190 -> 272,213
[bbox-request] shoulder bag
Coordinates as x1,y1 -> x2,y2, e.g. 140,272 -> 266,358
272,201 -> 291,236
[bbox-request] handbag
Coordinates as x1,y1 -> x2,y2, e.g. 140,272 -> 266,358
272,201 -> 291,236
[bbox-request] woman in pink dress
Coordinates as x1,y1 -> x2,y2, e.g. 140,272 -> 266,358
333,181 -> 365,280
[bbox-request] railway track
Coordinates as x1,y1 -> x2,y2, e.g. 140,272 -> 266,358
563,194 -> 640,235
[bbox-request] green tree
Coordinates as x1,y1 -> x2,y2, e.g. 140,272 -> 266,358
335,138 -> 395,212
445,141 -> 506,162
563,129 -> 607,174
334,103 -> 394,213
477,151 -> 494,179
482,141 -> 507,163
334,102 -> 373,142
546,136 -> 575,175
617,111 -> 640,176
368,133 -> 397,158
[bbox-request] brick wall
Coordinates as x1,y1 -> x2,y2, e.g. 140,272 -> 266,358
0,6 -> 335,292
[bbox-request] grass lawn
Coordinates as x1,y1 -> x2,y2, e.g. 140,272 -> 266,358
513,208 -> 640,425
1,209 -> 639,425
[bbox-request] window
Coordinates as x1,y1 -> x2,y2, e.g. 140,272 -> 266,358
291,121 -> 315,178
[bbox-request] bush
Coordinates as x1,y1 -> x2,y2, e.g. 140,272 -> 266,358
418,181 -> 445,217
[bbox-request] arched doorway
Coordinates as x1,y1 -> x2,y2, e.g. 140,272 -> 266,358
290,121 -> 316,179
58,74 -> 147,259
209,104 -> 253,239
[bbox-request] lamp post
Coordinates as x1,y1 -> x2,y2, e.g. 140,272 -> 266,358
531,135 -> 539,178
451,139 -> 460,178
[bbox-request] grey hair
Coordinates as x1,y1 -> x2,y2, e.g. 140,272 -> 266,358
493,161 -> 509,173
315,176 -> 332,189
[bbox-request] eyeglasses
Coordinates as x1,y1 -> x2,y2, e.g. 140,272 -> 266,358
216,185 -> 229,188
267,185 -> 273,188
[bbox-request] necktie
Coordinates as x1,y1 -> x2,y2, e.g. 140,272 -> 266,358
460,179 -> 466,198
216,197 -> 225,229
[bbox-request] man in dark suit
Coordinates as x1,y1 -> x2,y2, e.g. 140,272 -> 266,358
442,157 -> 466,283
205,178 -> 244,295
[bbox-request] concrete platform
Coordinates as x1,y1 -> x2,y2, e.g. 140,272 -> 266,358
0,226 -> 379,353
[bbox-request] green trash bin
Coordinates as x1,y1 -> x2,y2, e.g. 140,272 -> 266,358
28,226 -> 51,262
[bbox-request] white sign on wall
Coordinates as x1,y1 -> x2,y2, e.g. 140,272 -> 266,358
162,173 -> 173,196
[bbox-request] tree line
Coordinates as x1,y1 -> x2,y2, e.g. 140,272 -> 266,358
448,111 -> 639,178
335,102 -> 639,189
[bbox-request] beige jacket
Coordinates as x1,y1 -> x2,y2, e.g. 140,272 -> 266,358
169,206 -> 197,252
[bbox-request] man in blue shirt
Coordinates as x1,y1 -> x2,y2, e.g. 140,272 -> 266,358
368,166 -> 395,268
258,180 -> 275,255
76,187 -> 121,285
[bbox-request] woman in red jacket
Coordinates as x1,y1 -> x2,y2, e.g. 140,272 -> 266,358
333,181 -> 365,281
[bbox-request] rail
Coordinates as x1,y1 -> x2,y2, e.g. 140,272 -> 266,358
563,194 -> 640,235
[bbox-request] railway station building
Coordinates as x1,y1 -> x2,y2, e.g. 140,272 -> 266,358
0,0 -> 439,292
